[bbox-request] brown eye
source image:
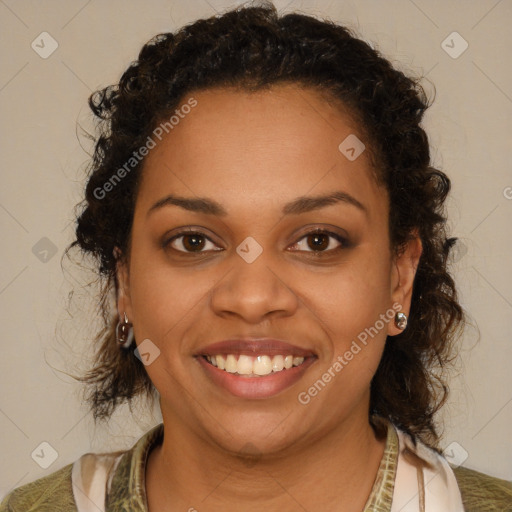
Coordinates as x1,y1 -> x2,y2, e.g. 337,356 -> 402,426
290,229 -> 347,254
306,233 -> 330,251
164,231 -> 221,254
181,234 -> 206,252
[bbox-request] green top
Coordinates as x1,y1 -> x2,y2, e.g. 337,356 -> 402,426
1,421 -> 511,511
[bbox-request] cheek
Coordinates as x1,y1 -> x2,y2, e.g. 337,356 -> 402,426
300,294 -> 390,418
127,249 -> 211,350
316,256 -> 393,343
305,253 -> 393,399
127,255 -> 213,397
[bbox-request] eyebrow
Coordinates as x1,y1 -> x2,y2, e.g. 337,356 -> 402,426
147,191 -> 367,217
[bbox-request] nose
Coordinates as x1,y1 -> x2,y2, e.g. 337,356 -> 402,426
209,249 -> 299,324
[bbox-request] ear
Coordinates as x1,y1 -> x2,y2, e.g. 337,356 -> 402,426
387,232 -> 422,336
114,246 -> 133,321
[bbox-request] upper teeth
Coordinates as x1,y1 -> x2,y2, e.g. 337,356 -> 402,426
205,354 -> 305,376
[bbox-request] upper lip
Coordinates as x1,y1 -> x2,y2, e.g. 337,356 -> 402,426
196,338 -> 316,358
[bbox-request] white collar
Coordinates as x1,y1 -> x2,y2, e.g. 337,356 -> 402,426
391,426 -> 464,511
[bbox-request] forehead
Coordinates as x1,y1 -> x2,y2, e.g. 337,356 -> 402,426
136,84 -> 386,219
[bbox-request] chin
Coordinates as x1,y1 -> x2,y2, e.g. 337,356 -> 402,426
197,405 -> 318,459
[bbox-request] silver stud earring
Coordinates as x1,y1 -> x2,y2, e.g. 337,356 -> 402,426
116,312 -> 134,348
395,312 -> 408,331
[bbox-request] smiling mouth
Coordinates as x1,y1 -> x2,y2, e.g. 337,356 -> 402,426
203,354 -> 307,377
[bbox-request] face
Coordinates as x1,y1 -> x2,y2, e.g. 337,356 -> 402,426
117,84 -> 420,455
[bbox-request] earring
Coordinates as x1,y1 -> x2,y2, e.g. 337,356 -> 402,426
116,312 -> 134,348
395,312 -> 408,331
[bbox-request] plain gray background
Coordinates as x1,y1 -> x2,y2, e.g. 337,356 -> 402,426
1,0 -> 511,498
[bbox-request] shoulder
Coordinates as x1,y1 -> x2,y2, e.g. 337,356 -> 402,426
453,465 -> 512,511
0,463 -> 76,512
0,449 -> 127,512
0,424 -> 164,512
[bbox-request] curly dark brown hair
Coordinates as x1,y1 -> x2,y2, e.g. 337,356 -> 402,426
68,1 -> 464,447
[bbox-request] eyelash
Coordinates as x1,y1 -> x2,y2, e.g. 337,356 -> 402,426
162,228 -> 349,257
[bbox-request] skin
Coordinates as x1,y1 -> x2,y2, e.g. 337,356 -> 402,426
116,84 -> 422,511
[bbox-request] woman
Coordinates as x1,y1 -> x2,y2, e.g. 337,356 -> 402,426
2,3 -> 510,511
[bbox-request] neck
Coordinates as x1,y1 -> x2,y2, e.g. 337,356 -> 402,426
146,411 -> 387,512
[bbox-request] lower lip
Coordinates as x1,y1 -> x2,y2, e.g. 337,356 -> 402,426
197,356 -> 316,399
